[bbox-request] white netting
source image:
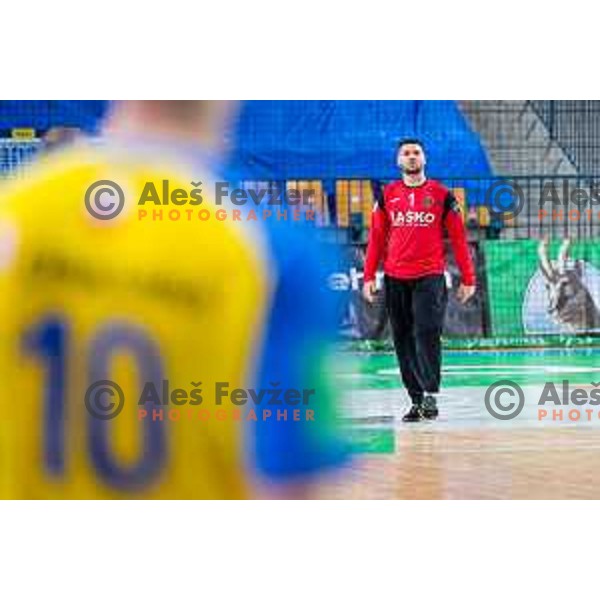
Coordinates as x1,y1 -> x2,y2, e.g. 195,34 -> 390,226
0,139 -> 42,179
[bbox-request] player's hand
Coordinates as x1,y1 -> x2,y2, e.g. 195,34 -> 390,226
363,280 -> 377,303
457,284 -> 476,304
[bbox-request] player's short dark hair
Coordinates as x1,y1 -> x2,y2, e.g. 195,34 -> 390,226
396,138 -> 426,156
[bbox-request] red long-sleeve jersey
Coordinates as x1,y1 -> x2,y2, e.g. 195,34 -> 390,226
364,179 -> 476,285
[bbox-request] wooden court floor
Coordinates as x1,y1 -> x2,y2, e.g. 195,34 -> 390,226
317,349 -> 600,499
317,427 -> 600,499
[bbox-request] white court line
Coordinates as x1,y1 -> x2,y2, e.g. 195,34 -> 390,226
408,443 -> 600,454
376,365 -> 600,377
443,365 -> 600,371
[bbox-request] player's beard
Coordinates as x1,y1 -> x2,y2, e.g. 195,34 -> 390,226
404,164 -> 423,176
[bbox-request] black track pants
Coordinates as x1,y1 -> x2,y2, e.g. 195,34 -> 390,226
384,274 -> 448,401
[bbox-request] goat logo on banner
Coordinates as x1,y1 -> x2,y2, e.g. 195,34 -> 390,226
523,239 -> 600,334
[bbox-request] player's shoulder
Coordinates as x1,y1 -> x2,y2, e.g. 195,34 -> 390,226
384,179 -> 403,195
426,178 -> 447,191
0,143 -> 104,211
426,179 -> 451,197
14,141 -> 105,180
260,218 -> 339,293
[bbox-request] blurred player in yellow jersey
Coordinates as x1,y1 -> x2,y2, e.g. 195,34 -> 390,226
0,101 -> 348,499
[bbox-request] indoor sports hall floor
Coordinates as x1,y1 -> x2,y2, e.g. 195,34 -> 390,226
318,348 -> 600,499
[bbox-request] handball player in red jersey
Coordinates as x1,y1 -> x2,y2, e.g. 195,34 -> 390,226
363,139 -> 476,422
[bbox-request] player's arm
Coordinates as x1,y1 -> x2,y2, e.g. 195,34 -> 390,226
363,184 -> 390,303
443,190 -> 476,303
249,225 -> 350,499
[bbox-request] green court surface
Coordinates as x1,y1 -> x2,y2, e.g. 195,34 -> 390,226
339,348 -> 600,389
338,348 -> 600,453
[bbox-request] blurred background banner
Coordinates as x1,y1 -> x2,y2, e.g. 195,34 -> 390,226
229,100 -> 491,180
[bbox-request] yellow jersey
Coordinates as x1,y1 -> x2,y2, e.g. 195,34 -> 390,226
0,140 -> 346,498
